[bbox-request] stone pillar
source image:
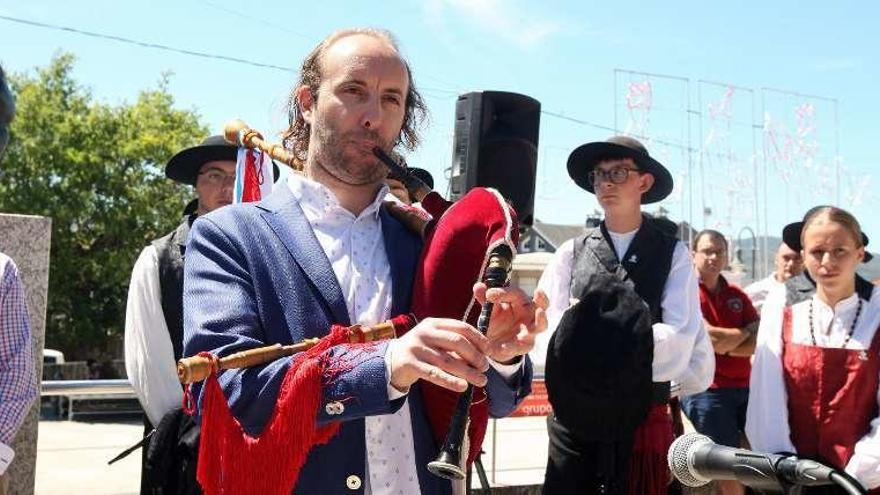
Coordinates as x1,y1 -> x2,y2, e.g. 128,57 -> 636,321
0,214 -> 51,495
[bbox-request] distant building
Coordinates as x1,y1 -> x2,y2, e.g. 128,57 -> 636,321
519,220 -> 586,254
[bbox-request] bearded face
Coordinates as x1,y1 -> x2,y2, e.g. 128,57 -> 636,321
310,113 -> 392,186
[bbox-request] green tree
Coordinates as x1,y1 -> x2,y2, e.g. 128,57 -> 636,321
0,53 -> 208,359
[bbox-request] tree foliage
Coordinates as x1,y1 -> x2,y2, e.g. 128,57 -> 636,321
0,53 -> 208,359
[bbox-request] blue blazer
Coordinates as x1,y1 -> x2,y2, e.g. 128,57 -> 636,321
183,185 -> 533,494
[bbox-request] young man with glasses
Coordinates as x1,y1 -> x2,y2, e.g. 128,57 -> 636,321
535,136 -> 713,494
124,135 -> 269,494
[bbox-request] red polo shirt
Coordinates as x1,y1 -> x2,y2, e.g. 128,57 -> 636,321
699,275 -> 759,389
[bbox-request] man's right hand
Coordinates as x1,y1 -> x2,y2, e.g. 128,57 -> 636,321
388,318 -> 491,393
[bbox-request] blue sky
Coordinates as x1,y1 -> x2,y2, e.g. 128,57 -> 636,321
1,0 -> 877,268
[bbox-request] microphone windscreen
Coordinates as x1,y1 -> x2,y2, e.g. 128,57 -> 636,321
668,432 -> 713,487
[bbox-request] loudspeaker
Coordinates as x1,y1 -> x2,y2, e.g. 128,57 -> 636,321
449,91 -> 540,226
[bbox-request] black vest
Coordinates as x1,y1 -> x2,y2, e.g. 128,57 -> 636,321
145,214 -> 202,495
570,219 -> 678,403
150,214 -> 195,362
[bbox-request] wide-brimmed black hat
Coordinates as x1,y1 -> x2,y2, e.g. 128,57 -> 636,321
165,135 -> 280,186
166,135 -> 238,186
567,135 -> 673,204
409,167 -> 434,190
782,220 -> 873,263
545,276 -> 654,441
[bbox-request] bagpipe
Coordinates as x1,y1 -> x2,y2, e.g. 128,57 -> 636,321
179,121 -> 521,494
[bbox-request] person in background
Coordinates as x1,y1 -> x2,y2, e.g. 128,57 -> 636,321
124,135 -> 240,494
744,242 -> 804,314
682,229 -> 759,495
747,206 -> 880,493
0,64 -> 38,495
536,135 -> 712,494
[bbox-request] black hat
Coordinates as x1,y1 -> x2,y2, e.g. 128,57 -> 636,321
165,136 -> 282,186
782,219 -> 873,263
567,135 -> 673,204
545,276 -> 654,441
409,167 -> 434,190
165,135 -> 238,186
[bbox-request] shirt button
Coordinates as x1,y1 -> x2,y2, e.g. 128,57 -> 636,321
346,474 -> 362,490
325,401 -> 345,415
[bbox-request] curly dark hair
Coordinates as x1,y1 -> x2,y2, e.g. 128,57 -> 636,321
281,28 -> 428,163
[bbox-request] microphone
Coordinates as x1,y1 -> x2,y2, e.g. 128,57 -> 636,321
667,433 -> 843,492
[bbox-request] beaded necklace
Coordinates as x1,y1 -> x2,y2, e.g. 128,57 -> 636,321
808,296 -> 864,348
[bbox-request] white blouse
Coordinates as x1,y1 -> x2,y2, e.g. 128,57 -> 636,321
744,274 -> 786,315
746,286 -> 880,489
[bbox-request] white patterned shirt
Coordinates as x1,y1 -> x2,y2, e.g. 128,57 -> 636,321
288,174 -> 419,495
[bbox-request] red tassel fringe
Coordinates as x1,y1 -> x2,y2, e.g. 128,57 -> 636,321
196,326 -> 351,495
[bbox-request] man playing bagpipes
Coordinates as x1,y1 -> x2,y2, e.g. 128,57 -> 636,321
182,28 -> 548,495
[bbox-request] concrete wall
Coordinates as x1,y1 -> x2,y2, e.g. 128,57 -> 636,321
0,214 -> 51,495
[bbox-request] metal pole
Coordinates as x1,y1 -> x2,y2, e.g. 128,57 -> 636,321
761,89 -> 770,276
685,78 -> 693,235
697,82 -> 706,228
614,69 -> 620,133
834,100 -> 841,206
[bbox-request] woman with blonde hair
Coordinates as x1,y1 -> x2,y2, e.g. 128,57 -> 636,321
747,206 -> 880,493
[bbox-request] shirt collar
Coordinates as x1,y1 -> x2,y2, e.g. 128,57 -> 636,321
286,172 -> 389,221
699,274 -> 729,295
812,291 -> 860,314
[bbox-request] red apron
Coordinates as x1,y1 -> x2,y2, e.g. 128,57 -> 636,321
782,306 -> 880,492
628,403 -> 674,495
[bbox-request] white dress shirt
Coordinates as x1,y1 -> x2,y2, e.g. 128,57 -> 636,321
530,231 -> 713,393
289,174 -> 420,495
747,287 -> 880,489
290,175 -> 521,494
744,274 -> 785,314
124,245 -> 184,427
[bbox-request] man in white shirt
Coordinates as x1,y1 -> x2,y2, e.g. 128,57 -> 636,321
743,242 -> 803,314
124,134 -> 240,494
536,136 -> 713,494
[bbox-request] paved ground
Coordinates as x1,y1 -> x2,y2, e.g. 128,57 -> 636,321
36,419 -> 143,495
34,415 -> 548,494
34,414 -> 706,494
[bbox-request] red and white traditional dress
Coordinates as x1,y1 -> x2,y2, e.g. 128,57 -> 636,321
747,287 -> 880,492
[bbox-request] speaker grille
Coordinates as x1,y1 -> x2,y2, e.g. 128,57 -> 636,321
667,432 -> 712,487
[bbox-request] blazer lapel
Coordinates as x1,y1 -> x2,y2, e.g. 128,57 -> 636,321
380,206 -> 419,316
258,186 -> 350,326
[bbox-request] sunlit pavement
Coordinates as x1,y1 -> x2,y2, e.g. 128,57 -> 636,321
36,419 -> 143,495
35,413 -> 708,493
34,416 -> 548,494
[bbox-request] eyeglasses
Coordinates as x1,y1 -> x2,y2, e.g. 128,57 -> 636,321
198,170 -> 236,185
587,167 -> 643,186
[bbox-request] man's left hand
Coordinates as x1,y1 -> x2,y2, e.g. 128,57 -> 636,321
472,284 -> 549,365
